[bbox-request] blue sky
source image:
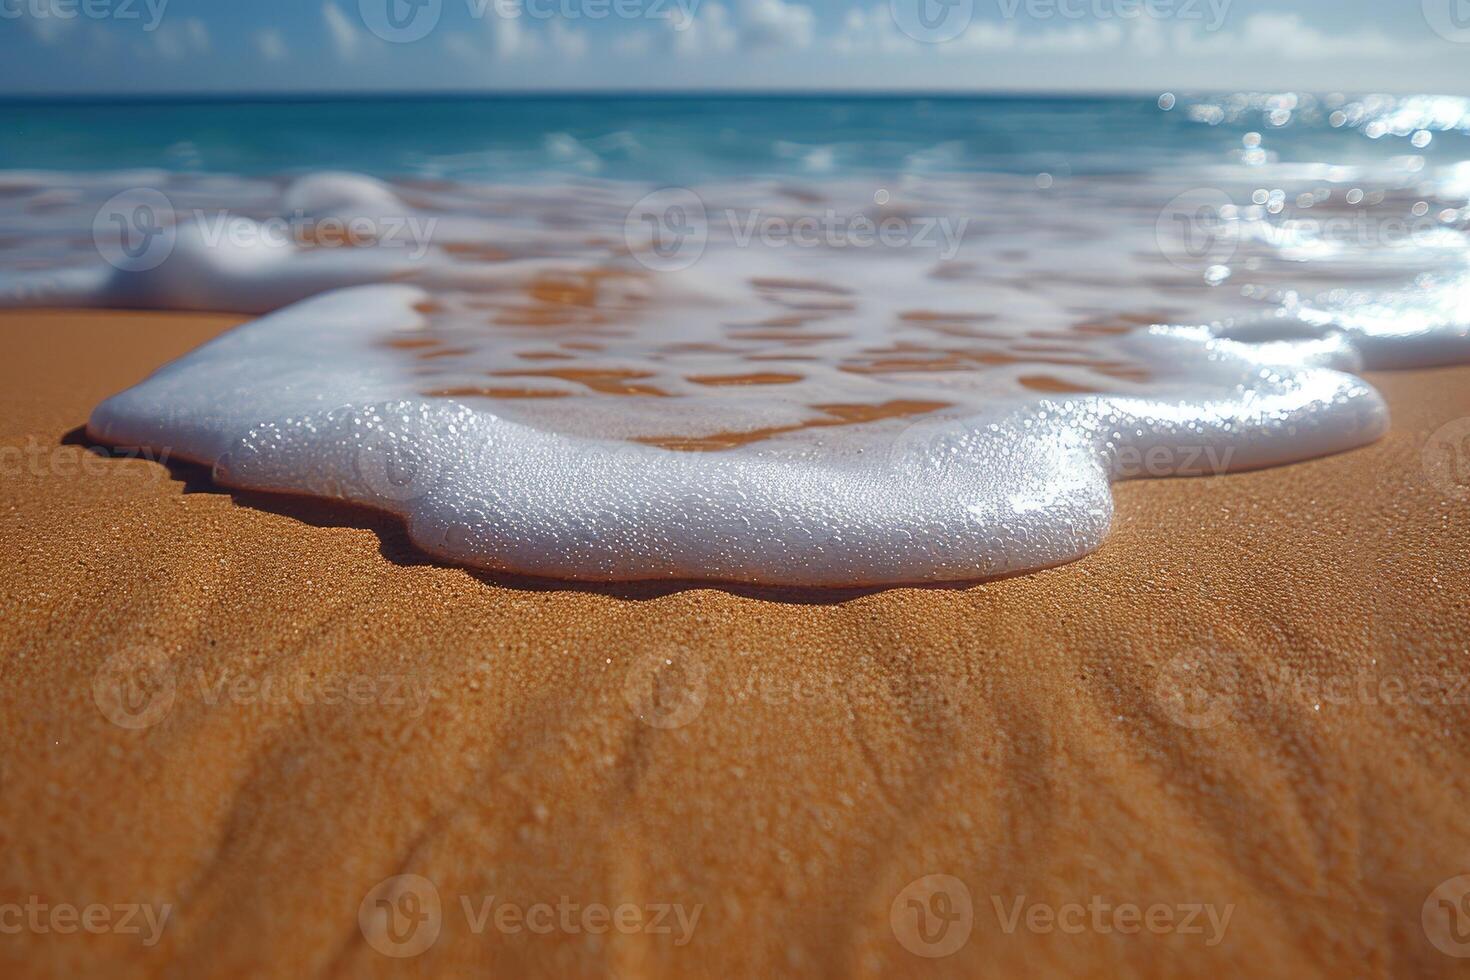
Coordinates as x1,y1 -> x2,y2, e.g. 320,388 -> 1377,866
2,0 -> 1468,95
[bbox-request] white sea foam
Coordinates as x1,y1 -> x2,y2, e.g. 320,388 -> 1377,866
2,168 -> 1467,584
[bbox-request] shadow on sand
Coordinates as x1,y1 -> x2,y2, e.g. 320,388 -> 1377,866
63,426 -> 1001,605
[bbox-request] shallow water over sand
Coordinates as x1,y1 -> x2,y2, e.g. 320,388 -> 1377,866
3,95 -> 1468,583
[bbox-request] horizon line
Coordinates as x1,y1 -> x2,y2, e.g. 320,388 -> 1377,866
0,86 -> 1458,107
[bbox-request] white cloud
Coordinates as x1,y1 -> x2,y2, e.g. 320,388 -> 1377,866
185,18 -> 210,53
549,21 -> 588,59
1129,16 -> 1165,57
256,29 -> 288,61
1022,21 -> 1123,52
613,31 -> 652,58
940,19 -> 1127,53
829,9 -> 1417,63
153,31 -> 182,59
14,0 -> 78,44
142,18 -> 212,61
1191,14 -> 1408,60
444,31 -> 478,60
471,2 -> 539,59
672,1 -> 737,58
829,7 -> 1127,56
671,0 -> 814,56
5,0 -> 1444,94
737,0 -> 814,51
323,1 -> 362,60
831,6 -> 915,54
496,15 -> 535,58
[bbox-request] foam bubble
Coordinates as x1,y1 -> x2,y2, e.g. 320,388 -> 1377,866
83,278 -> 1392,585
0,169 -> 1463,584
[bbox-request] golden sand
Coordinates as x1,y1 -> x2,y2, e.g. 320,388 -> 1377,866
2,309 -> 1469,977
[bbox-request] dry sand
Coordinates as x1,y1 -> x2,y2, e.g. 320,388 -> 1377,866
2,309 -> 1469,978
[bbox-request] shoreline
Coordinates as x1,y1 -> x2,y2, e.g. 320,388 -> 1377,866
3,308 -> 1470,976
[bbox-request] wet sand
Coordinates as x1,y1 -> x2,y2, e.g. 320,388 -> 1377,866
2,309 -> 1469,978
